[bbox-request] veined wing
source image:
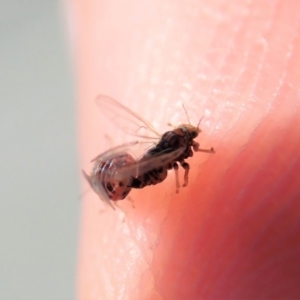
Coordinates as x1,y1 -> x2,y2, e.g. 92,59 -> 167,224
83,144 -> 186,209
96,95 -> 161,140
115,146 -> 186,180
82,169 -> 117,210
91,141 -> 139,163
83,141 -> 140,210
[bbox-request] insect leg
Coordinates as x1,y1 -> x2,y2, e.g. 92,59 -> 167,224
173,162 -> 180,193
127,195 -> 135,208
193,141 -> 215,153
180,160 -> 190,187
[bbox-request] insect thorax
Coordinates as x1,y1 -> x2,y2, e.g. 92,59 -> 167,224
129,129 -> 196,189
157,129 -> 194,159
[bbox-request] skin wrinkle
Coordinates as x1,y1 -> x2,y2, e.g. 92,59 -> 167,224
270,10 -> 300,83
239,68 -> 299,200
216,69 -> 297,207
184,1 -> 221,61
202,4 -> 240,88
253,11 -> 288,99
192,0 -> 228,72
215,29 -> 250,92
219,5 -> 272,97
249,47 -> 268,99
205,6 -> 277,140
245,127 -> 298,205
261,0 -> 281,39
233,1 -> 280,95
206,2 -> 252,96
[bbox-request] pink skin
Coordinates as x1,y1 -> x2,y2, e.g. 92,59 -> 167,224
70,0 -> 300,299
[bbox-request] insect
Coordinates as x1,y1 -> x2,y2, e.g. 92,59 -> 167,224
96,95 -> 215,194
82,141 -> 184,209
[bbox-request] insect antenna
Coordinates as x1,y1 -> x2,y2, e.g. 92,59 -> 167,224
182,103 -> 191,125
197,115 -> 205,130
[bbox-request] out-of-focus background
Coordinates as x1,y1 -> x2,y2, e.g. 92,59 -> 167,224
0,1 -> 78,299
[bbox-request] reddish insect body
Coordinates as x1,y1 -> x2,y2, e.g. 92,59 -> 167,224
84,153 -> 134,198
82,142 -> 138,210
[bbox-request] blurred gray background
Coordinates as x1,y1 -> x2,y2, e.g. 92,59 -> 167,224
0,1 -> 78,299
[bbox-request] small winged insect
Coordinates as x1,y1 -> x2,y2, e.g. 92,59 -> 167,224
95,95 -> 215,194
82,141 -> 183,209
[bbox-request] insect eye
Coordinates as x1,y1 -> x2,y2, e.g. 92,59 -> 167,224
191,131 -> 198,138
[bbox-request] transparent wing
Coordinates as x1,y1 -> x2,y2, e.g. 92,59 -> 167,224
96,94 -> 161,140
91,141 -> 139,163
84,142 -> 140,210
115,146 -> 186,180
82,170 -> 116,210
91,141 -> 185,178
83,144 -> 185,209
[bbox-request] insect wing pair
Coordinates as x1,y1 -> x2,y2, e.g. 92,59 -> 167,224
96,95 -> 161,140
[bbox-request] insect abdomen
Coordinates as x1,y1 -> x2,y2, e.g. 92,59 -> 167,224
130,166 -> 168,189
94,153 -> 135,200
